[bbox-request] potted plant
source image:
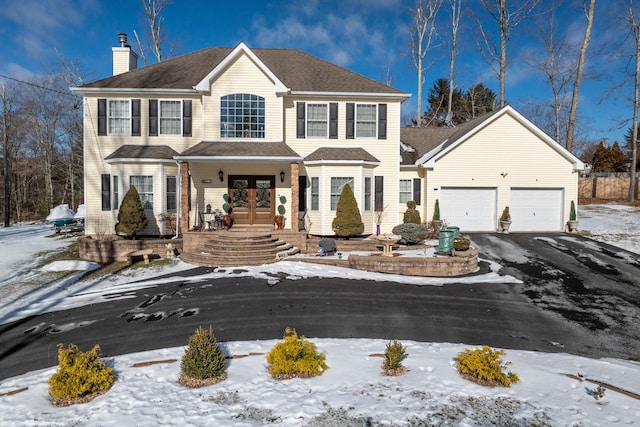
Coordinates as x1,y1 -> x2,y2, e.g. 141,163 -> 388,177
274,195 -> 286,230
500,206 -> 511,233
222,194 -> 232,229
567,200 -> 578,232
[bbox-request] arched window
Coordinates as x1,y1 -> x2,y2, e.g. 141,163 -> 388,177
220,93 -> 265,138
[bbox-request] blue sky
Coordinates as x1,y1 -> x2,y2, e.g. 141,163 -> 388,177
0,0 -> 635,152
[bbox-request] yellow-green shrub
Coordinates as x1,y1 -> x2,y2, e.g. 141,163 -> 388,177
48,344 -> 115,401
181,325 -> 226,380
266,327 -> 328,379
455,345 -> 519,387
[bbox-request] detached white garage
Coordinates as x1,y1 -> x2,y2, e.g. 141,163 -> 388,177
439,187 -> 497,232
509,188 -> 564,232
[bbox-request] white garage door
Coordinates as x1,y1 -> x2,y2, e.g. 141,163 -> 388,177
439,187 -> 497,232
509,188 -> 564,232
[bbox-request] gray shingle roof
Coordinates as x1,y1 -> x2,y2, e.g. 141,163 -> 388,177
304,147 -> 380,163
81,47 -> 406,95
105,145 -> 179,161
177,141 -> 302,159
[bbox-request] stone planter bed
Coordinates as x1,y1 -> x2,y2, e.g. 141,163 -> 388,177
292,246 -> 479,277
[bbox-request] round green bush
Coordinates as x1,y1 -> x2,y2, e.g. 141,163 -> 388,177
392,223 -> 427,245
406,200 -> 417,209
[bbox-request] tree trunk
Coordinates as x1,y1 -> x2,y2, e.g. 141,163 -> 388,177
630,12 -> 640,202
566,0 -> 596,152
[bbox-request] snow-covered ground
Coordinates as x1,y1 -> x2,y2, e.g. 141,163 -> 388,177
0,204 -> 639,426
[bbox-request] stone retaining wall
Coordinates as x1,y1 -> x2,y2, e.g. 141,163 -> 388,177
78,236 -> 182,263
347,247 -> 478,277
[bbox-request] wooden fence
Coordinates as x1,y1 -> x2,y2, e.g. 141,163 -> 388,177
579,176 -> 640,200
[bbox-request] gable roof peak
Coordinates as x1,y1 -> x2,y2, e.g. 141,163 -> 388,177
194,42 -> 289,93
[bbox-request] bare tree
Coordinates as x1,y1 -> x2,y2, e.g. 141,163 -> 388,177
448,0 -> 462,118
625,0 -> 639,201
523,0 -> 574,145
476,0 -> 540,108
566,0 -> 596,153
410,0 -> 443,125
134,0 -> 177,64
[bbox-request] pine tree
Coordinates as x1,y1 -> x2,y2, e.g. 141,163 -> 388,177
115,185 -> 148,238
610,141 -> 627,172
181,326 -> 226,381
591,141 -> 609,173
331,183 -> 364,237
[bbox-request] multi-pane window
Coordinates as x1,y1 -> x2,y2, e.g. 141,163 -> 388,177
220,93 -> 265,138
108,100 -> 130,135
310,177 -> 319,211
166,176 -> 177,212
331,177 -> 354,210
113,176 -> 119,210
307,104 -> 328,137
160,100 -> 181,135
356,104 -> 376,137
130,176 -> 153,210
364,177 -> 372,211
399,179 -> 412,204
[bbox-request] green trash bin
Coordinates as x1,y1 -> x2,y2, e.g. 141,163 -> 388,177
437,230 -> 455,253
446,226 -> 460,237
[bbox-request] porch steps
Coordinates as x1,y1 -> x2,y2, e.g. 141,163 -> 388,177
180,232 -> 299,267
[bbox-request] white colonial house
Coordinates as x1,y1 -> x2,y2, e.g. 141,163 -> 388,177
72,35 -> 583,246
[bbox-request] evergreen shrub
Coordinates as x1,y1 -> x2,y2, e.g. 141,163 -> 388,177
266,327 -> 328,379
403,200 -> 422,224
383,340 -> 408,376
432,199 -> 441,221
331,184 -> 364,237
115,185 -> 148,238
570,200 -> 577,221
180,326 -> 227,386
48,344 -> 115,405
392,223 -> 427,245
455,345 -> 520,387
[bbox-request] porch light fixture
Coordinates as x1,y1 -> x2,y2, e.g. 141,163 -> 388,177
500,171 -> 508,178
280,170 -> 285,182
218,170 -> 224,182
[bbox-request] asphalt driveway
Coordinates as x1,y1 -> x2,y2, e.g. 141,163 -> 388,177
1,232 -> 638,381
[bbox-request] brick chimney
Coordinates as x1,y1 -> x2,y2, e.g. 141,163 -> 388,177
112,33 -> 138,76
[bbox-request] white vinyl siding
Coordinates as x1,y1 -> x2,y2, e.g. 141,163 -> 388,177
331,177 -> 354,210
108,100 -> 130,135
356,104 -> 376,138
160,100 -> 181,135
307,103 -> 328,137
130,176 -> 154,210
